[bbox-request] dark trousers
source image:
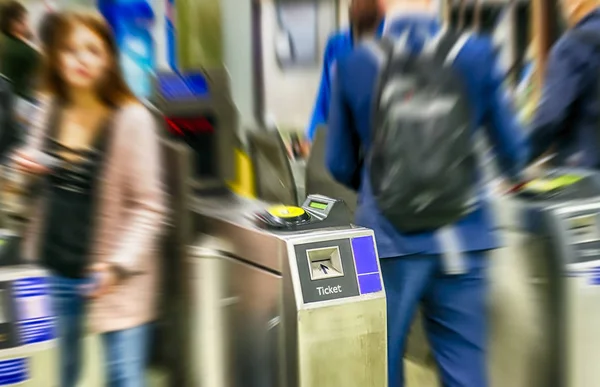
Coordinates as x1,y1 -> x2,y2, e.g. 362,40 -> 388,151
381,252 -> 488,387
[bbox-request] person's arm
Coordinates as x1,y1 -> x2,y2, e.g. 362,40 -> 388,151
11,96 -> 52,171
307,38 -> 336,141
106,105 -> 167,275
325,65 -> 361,190
527,39 -> 587,163
480,39 -> 528,182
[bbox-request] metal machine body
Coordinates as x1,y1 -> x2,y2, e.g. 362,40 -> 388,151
188,194 -> 387,387
0,262 -> 57,386
496,169 -> 600,387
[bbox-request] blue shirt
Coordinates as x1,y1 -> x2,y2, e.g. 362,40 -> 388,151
326,16 -> 527,258
529,9 -> 600,167
306,29 -> 354,141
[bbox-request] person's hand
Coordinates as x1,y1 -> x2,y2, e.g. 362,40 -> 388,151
87,262 -> 118,299
301,139 -> 311,158
12,151 -> 49,175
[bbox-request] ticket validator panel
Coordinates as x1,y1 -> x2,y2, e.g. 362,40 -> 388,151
293,234 -> 383,304
191,194 -> 388,387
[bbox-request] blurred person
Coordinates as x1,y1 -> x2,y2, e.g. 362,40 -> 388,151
0,1 -> 40,102
0,73 -> 18,163
326,0 -> 527,386
13,11 -> 165,387
38,11 -> 60,51
306,0 -> 385,141
527,0 -> 600,167
515,42 -> 538,124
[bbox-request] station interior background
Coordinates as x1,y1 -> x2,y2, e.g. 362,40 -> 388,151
1,0 -> 567,385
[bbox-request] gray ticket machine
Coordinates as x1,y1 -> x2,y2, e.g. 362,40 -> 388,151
504,169 -> 600,387
188,194 -> 387,387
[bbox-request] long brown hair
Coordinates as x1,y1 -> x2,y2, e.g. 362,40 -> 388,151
40,11 -> 136,107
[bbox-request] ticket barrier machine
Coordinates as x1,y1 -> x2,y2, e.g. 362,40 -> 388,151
189,194 -> 387,387
151,69 -> 236,193
500,169 -> 600,387
0,232 -> 57,386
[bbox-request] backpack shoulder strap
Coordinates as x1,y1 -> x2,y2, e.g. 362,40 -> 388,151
432,30 -> 471,66
363,36 -> 395,68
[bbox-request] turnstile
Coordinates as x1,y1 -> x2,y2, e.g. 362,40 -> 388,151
0,259 -> 57,386
497,169 -> 600,387
188,194 -> 387,387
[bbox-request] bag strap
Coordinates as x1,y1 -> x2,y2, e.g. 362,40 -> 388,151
432,30 -> 470,66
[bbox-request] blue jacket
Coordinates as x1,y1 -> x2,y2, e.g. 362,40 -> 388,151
306,24 -> 389,140
528,9 -> 600,167
306,30 -> 354,141
326,16 -> 527,258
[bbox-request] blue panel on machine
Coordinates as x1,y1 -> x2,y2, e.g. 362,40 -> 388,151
0,358 -> 28,385
158,72 -> 209,100
12,278 -> 55,345
351,236 -> 383,294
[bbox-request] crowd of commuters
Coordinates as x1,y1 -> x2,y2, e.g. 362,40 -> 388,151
311,0 -> 600,386
1,3 -> 165,387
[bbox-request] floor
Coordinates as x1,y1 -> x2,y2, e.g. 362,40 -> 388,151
78,335 -> 166,387
75,333 -> 437,387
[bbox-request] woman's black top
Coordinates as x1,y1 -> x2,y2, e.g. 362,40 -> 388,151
41,109 -> 112,279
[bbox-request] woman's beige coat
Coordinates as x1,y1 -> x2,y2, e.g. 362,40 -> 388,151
20,99 -> 166,333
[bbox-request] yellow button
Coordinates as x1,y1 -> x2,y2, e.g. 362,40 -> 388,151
268,205 -> 306,219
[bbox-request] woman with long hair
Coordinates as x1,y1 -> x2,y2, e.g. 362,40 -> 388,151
14,11 -> 165,387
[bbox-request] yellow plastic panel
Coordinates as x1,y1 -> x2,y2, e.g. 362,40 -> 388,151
227,148 -> 256,199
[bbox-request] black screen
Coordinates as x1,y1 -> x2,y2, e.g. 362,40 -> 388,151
165,115 -> 217,180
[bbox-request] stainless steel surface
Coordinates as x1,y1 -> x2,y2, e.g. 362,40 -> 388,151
189,236 -> 282,387
192,195 -> 286,273
565,265 -> 600,387
190,197 -> 387,387
492,195 -> 600,387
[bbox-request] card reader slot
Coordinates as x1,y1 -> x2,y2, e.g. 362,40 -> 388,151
306,246 -> 344,280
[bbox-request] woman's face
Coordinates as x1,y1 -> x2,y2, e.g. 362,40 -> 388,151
59,24 -> 110,90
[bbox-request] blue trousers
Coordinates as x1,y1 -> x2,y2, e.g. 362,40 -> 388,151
51,276 -> 151,387
381,252 -> 488,387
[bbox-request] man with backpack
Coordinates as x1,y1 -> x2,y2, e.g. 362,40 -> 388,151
325,0 -> 527,386
527,0 -> 600,167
